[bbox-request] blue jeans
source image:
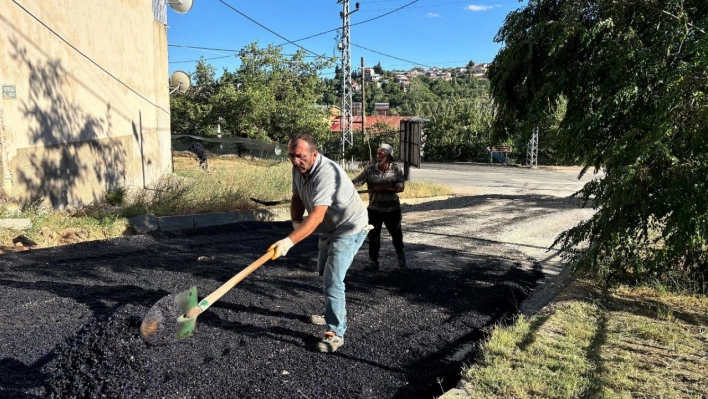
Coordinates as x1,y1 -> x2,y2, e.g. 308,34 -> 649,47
317,230 -> 367,337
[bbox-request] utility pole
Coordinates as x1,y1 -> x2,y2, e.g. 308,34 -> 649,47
526,127 -> 539,168
337,0 -> 359,168
361,57 -> 369,164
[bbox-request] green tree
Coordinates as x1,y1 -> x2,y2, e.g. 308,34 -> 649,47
169,58 -> 217,135
171,44 -> 336,145
489,0 -> 708,289
227,43 -> 335,143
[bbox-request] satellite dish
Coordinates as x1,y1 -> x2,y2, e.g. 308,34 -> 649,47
169,70 -> 191,94
167,0 -> 194,14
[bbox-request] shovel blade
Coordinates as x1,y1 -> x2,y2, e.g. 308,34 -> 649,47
176,313 -> 198,340
141,286 -> 198,345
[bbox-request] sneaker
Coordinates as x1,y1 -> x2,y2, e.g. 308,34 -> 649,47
363,260 -> 379,271
397,253 -> 406,268
310,315 -> 326,325
316,331 -> 344,353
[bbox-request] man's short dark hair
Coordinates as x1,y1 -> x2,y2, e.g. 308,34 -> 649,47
288,132 -> 318,151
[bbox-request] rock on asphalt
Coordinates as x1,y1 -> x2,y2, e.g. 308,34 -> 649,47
0,190 -> 592,398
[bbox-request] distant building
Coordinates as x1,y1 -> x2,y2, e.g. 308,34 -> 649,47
331,115 -> 410,135
1,1 -> 174,208
395,75 -> 410,87
374,103 -> 390,116
363,67 -> 380,82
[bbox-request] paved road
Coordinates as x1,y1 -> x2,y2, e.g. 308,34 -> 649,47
0,163 -> 602,398
411,162 -> 599,197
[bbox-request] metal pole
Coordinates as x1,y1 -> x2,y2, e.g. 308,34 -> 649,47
526,127 -> 539,168
361,57 -> 369,165
338,0 -> 357,168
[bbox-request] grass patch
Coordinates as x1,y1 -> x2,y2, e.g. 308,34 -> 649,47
459,280 -> 708,399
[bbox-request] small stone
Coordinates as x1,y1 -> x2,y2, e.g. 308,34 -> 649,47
128,214 -> 159,234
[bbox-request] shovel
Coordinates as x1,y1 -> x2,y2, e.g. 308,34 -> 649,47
251,191 -> 369,207
140,250 -> 274,345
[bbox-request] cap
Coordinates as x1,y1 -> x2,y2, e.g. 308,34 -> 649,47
378,143 -> 394,157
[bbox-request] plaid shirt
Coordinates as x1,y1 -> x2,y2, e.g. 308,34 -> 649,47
352,162 -> 405,212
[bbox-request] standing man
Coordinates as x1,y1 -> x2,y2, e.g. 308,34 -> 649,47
268,132 -> 369,353
352,143 -> 406,271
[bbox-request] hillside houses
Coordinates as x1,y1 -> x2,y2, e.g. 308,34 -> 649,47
358,63 -> 489,90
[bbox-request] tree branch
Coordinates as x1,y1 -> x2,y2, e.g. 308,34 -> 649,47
590,1 -> 705,35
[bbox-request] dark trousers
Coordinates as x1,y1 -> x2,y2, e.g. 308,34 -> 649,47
368,208 -> 404,261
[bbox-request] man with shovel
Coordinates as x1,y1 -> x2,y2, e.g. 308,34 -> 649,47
268,132 -> 370,353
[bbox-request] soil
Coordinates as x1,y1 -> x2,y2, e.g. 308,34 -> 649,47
0,182 -> 593,398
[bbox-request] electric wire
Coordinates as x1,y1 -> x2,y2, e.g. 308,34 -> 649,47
360,0 -> 481,12
273,0 -> 419,48
168,0 -> 488,68
169,0 -> 421,64
168,44 -> 242,53
352,43 -> 431,68
170,55 -> 236,64
216,0 -> 324,58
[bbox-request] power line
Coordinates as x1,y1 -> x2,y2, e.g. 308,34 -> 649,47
168,0 -> 486,69
274,0 -> 419,48
169,55 -> 236,64
169,1 -> 421,64
352,0 -> 419,27
167,50 -> 323,65
352,43 -> 431,68
168,44 -> 242,53
361,0 -> 479,12
216,0 -> 324,58
167,44 -> 319,58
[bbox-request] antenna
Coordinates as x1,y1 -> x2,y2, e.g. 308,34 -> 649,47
169,70 -> 191,94
167,0 -> 194,14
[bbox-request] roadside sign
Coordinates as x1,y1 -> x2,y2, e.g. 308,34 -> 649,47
2,85 -> 16,99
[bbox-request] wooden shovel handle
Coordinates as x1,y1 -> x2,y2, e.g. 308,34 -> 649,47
192,250 -> 274,315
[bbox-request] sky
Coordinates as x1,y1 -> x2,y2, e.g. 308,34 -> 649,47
165,0 -> 528,80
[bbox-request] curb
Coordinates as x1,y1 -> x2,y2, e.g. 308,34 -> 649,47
157,210 -> 277,232
129,196 -> 454,234
129,209 -> 282,234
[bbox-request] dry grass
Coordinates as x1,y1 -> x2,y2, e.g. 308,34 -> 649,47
0,153 -> 450,253
458,280 -> 708,399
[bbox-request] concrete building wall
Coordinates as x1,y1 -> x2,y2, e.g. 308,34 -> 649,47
0,0 -> 172,208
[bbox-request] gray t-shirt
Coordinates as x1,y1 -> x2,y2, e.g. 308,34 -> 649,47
292,153 -> 368,242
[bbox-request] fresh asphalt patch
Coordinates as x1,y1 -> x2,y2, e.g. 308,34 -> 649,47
0,220 -> 545,398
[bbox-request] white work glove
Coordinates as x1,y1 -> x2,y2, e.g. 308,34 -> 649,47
269,237 -> 294,260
